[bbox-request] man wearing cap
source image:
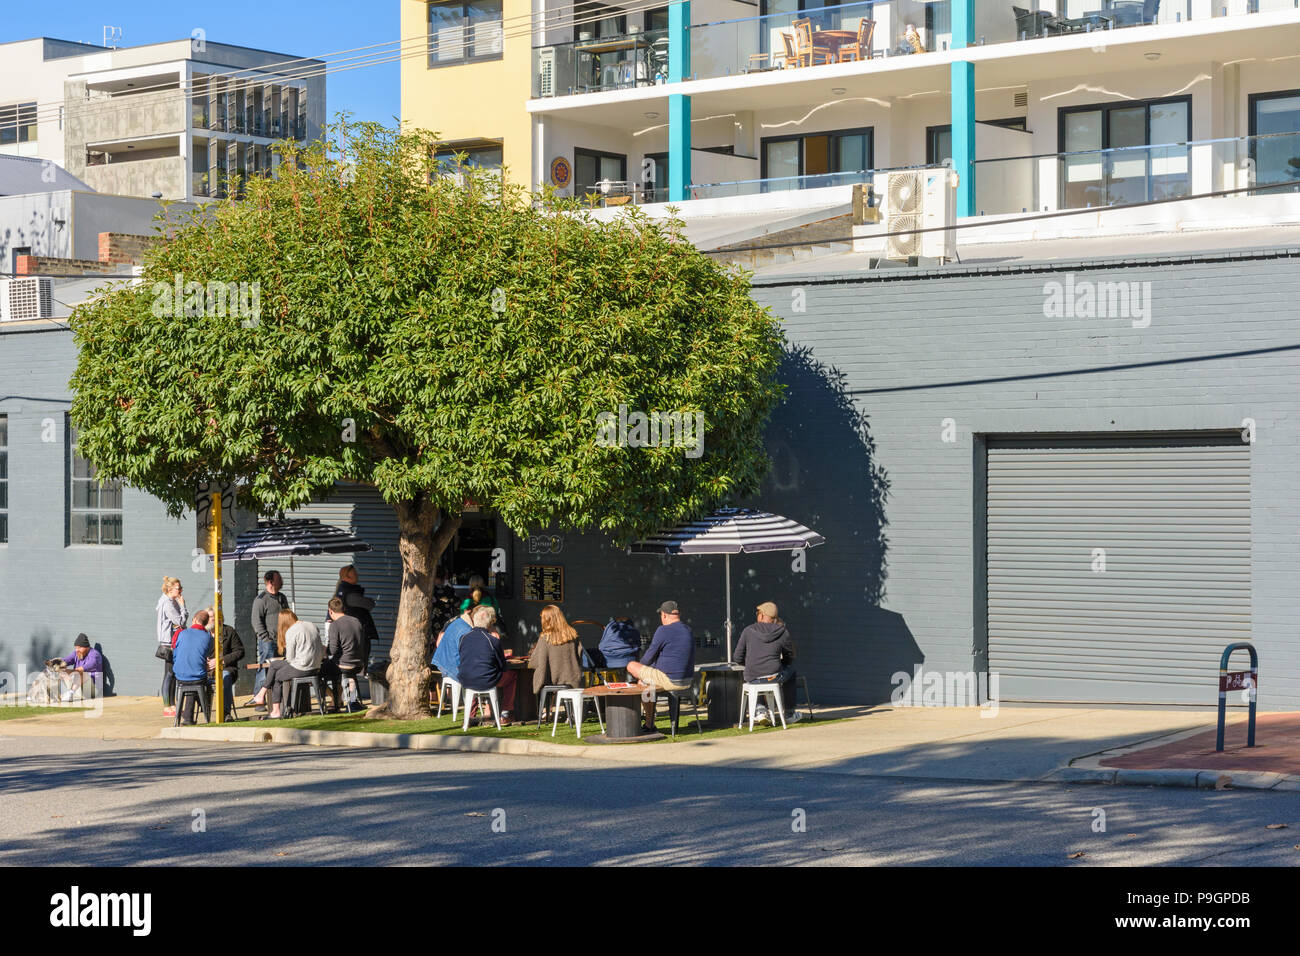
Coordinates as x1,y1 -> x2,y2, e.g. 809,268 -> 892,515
734,601 -> 801,724
57,634 -> 104,701
627,601 -> 696,733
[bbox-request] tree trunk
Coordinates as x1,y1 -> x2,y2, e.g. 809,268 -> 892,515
373,495 -> 461,720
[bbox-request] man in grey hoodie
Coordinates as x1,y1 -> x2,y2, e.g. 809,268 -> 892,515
733,601 -> 801,723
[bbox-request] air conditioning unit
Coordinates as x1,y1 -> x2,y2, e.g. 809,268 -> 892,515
0,277 -> 54,321
537,47 -> 557,97
876,169 -> 957,263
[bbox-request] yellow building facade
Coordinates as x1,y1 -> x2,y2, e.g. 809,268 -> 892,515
399,0 -> 534,190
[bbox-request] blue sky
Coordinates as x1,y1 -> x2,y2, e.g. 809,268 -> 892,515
3,0 -> 400,125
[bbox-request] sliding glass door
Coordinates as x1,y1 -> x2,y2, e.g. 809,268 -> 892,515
1059,97 -> 1189,208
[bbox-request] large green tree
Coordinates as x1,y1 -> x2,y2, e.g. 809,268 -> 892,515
69,121 -> 784,718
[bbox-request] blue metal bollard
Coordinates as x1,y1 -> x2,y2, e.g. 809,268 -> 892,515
1216,642 -> 1258,752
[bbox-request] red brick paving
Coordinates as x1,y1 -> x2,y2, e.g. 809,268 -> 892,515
1101,713 -> 1300,775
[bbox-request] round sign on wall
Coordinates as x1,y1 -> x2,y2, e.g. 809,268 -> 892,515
550,156 -> 572,188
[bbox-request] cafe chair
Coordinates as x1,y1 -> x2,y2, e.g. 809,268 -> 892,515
174,681 -> 212,726
662,678 -> 705,740
779,31 -> 800,69
739,682 -> 788,731
436,675 -> 463,720
796,675 -> 816,721
551,688 -> 604,739
284,675 -> 327,718
792,19 -> 832,67
837,18 -> 875,61
537,684 -> 572,728
463,687 -> 502,731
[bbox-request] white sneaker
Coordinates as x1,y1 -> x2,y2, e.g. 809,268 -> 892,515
787,710 -> 804,724
753,705 -> 770,724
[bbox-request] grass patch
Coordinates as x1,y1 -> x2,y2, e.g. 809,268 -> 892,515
0,705 -> 78,721
246,708 -> 843,745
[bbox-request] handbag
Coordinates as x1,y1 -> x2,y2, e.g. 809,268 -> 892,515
154,643 -> 172,662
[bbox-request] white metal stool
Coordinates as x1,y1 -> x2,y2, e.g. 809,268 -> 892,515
551,689 -> 604,739
739,682 -> 788,731
436,676 -> 463,719
462,687 -> 502,731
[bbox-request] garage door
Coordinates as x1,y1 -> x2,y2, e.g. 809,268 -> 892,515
986,434 -> 1251,704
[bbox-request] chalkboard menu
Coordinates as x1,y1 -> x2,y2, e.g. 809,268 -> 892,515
522,565 -> 564,603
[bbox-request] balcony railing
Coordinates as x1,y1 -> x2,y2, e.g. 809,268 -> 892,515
972,131 -> 1300,215
690,0 -> 944,80
533,29 -> 668,96
982,0 -> 1300,46
688,163 -> 948,201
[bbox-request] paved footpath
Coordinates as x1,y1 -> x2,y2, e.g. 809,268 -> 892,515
0,694 -> 1261,785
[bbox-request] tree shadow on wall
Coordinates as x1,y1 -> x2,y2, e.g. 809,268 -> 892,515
735,345 -> 921,704
27,629 -> 60,672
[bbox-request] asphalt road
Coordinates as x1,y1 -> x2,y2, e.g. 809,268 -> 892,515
3,734 -> 1299,866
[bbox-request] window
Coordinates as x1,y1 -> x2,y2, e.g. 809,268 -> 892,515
574,147 -> 627,197
69,425 -> 122,546
0,416 -> 7,544
1249,90 -> 1300,194
643,151 -> 669,202
761,128 -> 873,190
435,143 -> 503,172
573,2 -> 628,41
0,102 -> 37,145
1058,97 -> 1190,209
927,119 -> 1026,166
428,0 -> 504,66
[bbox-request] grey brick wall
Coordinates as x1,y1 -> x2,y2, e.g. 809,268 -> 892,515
499,247 -> 1300,709
0,326 -> 256,699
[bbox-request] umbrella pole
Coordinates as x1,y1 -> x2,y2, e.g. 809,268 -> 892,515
725,553 -> 733,661
290,556 -> 297,612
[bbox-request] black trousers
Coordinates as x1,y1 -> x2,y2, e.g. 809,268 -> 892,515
265,661 -> 320,706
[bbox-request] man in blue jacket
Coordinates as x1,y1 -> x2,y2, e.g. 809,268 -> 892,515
172,611 -> 215,725
627,601 -> 695,733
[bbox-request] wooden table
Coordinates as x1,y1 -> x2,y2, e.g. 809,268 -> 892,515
813,29 -> 858,60
584,685 -> 651,740
698,663 -> 745,727
505,657 -> 536,723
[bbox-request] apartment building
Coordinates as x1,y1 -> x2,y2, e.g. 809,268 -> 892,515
0,36 -> 326,203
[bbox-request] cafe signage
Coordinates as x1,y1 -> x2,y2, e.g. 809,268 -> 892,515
523,564 -> 564,602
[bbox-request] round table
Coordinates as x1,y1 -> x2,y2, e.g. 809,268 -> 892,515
698,663 -> 745,728
584,685 -> 658,741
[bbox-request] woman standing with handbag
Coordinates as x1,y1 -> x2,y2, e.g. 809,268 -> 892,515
155,576 -> 188,717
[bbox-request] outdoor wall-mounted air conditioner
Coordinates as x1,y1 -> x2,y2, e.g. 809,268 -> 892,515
876,168 -> 957,263
0,277 -> 54,321
538,47 -> 557,97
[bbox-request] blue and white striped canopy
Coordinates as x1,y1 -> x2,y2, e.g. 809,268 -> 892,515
630,507 -> 825,555
220,518 -> 372,561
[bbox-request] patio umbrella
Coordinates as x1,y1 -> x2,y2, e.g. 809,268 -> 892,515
220,518 -> 372,610
629,507 -> 825,659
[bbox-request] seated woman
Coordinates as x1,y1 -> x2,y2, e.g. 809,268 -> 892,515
58,634 -> 104,701
530,605 -> 583,720
249,610 -> 322,718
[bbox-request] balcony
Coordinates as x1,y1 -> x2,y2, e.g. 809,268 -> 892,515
982,0 -> 1300,46
973,131 -> 1300,216
534,29 -> 668,96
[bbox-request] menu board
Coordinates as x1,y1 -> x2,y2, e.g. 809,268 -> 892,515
522,565 -> 564,603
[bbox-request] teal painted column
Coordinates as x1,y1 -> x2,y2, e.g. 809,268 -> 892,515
950,0 -> 975,217
668,0 -> 691,201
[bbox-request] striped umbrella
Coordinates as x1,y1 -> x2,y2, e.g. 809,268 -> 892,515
221,518 -> 372,610
630,508 -> 825,658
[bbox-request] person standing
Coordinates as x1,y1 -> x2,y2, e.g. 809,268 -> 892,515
333,565 -> 378,672
155,577 -> 188,717
627,601 -> 696,733
733,601 -> 801,724
172,610 -> 215,726
250,570 -> 288,704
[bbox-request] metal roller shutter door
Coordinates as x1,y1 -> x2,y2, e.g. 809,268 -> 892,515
277,484 -> 402,659
986,434 -> 1251,705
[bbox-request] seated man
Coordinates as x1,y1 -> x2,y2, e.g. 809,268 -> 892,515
432,605 -> 474,685
57,634 -> 104,701
172,611 -> 216,725
323,597 -> 366,713
202,609 -> 245,718
456,605 -> 517,724
627,601 -> 696,733
734,601 -> 801,724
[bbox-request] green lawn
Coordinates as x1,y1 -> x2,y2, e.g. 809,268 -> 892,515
0,705 -> 75,721
247,707 -> 838,745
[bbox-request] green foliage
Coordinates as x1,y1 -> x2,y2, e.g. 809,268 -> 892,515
69,120 -> 785,541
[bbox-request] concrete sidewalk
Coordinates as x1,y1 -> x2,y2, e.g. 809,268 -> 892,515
0,694 -> 1229,783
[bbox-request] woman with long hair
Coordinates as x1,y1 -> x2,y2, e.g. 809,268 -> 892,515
155,576 -> 188,717
250,608 -> 309,717
530,604 -> 584,714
